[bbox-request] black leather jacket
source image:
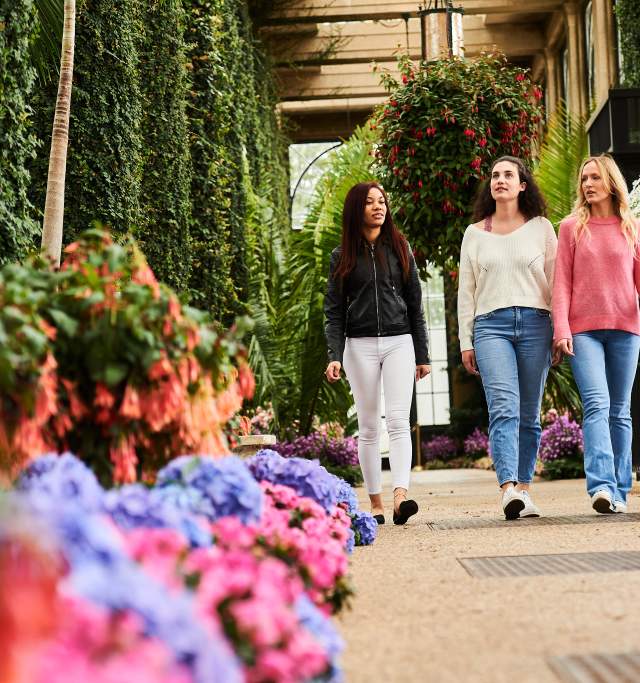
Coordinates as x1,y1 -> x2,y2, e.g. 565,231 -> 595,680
324,238 -> 430,365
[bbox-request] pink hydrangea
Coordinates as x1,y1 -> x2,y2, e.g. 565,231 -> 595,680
31,596 -> 192,683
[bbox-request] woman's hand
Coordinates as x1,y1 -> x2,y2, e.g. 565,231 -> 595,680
554,338 -> 574,357
416,364 -> 431,381
325,361 -> 342,383
462,350 -> 480,376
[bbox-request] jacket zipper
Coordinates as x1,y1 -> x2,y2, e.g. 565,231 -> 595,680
368,243 -> 381,335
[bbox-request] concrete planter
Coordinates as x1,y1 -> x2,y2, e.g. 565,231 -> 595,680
232,434 -> 277,459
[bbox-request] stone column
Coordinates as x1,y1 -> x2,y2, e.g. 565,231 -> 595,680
592,0 -> 618,102
564,2 -> 588,118
544,48 -> 559,117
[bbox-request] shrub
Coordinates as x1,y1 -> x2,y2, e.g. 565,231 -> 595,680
374,53 -> 543,269
0,229 -> 253,484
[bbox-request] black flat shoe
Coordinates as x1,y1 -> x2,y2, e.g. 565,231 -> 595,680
373,514 -> 385,525
393,499 -> 419,525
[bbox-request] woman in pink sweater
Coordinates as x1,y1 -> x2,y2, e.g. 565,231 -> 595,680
553,154 -> 640,514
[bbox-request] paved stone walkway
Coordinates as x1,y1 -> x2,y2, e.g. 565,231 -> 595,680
338,469 -> 640,683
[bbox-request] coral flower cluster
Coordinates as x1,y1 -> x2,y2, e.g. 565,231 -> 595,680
0,229 -> 252,484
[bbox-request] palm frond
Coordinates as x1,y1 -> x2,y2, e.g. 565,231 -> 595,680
32,0 -> 64,82
534,102 -> 588,228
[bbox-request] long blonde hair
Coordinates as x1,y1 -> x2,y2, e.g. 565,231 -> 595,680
573,155 -> 638,249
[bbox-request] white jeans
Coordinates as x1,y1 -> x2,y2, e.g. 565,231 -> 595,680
343,334 -> 415,494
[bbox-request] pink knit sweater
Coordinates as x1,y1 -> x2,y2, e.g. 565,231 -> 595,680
552,215 -> 640,340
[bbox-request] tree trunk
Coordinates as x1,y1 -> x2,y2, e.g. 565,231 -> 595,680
41,0 -> 75,267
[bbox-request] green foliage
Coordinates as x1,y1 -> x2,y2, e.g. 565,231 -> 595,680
137,0 -> 192,293
185,0 -> 288,320
185,0 -> 237,320
30,0 -> 144,243
31,0 -> 63,83
533,103 -> 587,228
0,0 -> 40,264
374,53 -> 544,269
539,455 -> 584,480
616,0 -> 640,87
247,125 -> 377,436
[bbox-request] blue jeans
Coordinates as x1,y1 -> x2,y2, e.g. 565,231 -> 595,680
473,307 -> 552,486
570,330 -> 640,504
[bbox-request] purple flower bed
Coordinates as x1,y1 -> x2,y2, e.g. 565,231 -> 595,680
421,434 -> 458,462
463,428 -> 490,458
273,434 -> 359,468
539,413 -> 583,462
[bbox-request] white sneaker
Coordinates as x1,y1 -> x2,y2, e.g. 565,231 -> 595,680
591,490 -> 615,514
520,491 -> 541,518
614,500 -> 628,514
502,486 -> 525,520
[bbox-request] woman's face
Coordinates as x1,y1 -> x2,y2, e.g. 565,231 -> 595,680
581,160 -> 610,207
363,187 -> 387,230
490,161 -> 526,203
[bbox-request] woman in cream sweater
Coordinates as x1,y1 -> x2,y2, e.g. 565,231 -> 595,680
457,156 -> 557,520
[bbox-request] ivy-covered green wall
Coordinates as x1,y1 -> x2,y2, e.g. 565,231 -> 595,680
0,0 -> 40,265
616,0 -> 640,87
138,0 -> 193,292
185,0 -> 289,321
17,0 -> 289,320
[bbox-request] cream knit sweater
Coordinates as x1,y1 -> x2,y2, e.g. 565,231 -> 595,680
457,216 -> 557,351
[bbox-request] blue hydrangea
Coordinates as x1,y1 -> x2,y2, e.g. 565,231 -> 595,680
296,594 -> 344,682
353,511 -> 377,546
16,453 -> 104,513
248,450 -> 339,512
334,478 -> 358,515
102,484 -> 211,548
156,455 -> 262,524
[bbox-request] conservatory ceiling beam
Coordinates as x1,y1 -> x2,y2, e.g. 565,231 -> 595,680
263,0 -> 563,26
263,17 -> 545,66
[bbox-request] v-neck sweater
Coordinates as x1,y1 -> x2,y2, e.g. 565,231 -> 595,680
457,216 -> 557,351
552,215 -> 640,340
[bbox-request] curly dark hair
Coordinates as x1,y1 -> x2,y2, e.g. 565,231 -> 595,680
472,156 -> 547,221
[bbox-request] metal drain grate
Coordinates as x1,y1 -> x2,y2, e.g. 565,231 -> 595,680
458,551 -> 640,578
549,652 -> 640,683
427,513 -> 640,531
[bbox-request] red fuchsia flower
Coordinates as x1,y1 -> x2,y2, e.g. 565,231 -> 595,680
470,158 -> 482,171
418,180 -> 423,189
516,73 -> 525,82
441,200 -> 454,214
478,137 -> 487,148
416,130 -> 423,140
449,270 -> 458,280
402,74 -> 408,84
390,99 -> 397,107
463,129 -> 475,138
533,86 -> 543,100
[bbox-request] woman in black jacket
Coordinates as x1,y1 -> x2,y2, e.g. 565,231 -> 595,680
324,182 -> 430,525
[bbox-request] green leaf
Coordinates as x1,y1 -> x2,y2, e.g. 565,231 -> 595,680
48,309 -> 79,337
